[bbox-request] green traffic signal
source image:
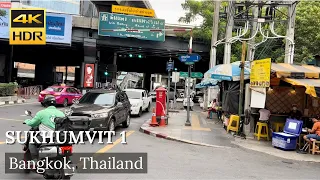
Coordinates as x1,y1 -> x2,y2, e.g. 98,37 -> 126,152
138,54 -> 142,58
104,72 -> 108,76
129,54 -> 133,58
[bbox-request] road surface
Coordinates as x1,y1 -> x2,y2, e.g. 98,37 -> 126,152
0,102 -> 319,179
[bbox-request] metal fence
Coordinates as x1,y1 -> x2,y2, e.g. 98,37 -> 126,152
18,85 -> 43,99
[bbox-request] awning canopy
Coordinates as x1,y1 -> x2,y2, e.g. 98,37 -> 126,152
284,78 -> 320,98
271,63 -> 320,79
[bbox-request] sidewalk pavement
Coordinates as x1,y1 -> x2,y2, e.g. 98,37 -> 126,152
140,105 -> 320,162
140,108 -> 236,149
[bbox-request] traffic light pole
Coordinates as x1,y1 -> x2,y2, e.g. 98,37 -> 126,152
166,69 -> 171,116
185,64 -> 192,126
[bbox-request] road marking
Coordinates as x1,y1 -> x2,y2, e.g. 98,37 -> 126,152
191,113 -> 201,128
96,130 -> 135,153
183,113 -> 211,131
184,127 -> 211,131
0,136 -> 25,145
0,117 -> 24,122
0,102 -> 38,108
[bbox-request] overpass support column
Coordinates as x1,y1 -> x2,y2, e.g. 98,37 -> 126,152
35,62 -> 54,88
143,73 -> 151,91
81,38 -> 98,88
2,45 -> 13,83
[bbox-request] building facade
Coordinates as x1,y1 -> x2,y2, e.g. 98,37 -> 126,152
21,0 -> 81,15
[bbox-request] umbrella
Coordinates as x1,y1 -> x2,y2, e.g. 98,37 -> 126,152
195,78 -> 219,88
207,63 -> 250,81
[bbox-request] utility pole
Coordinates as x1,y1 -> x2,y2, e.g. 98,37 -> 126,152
223,0 -> 234,64
207,0 -> 221,109
238,41 -> 247,117
247,1 -> 259,62
284,1 -> 297,64
185,31 -> 193,126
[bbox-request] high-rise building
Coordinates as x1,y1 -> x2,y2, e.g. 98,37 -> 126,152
21,0 -> 80,15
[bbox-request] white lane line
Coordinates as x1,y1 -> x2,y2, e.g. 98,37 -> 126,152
0,102 -> 38,108
0,117 -> 24,122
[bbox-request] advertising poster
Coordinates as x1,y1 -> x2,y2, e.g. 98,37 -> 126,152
84,64 -> 95,88
0,2 -> 11,39
250,58 -> 271,88
46,13 -> 72,44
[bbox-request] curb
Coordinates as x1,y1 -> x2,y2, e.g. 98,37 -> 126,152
139,120 -> 231,149
0,99 -> 26,106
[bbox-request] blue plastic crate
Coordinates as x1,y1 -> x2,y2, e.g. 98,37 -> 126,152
272,119 -> 303,150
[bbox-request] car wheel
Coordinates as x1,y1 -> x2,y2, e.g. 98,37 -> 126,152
63,99 -> 68,107
146,103 -> 151,112
138,108 -> 142,117
122,114 -> 130,128
108,118 -> 115,132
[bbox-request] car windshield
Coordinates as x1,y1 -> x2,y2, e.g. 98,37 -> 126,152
125,91 -> 141,99
45,87 -> 63,92
79,92 -> 115,105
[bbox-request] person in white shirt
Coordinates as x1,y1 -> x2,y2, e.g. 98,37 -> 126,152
259,108 -> 273,133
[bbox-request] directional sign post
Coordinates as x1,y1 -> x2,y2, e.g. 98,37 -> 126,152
180,72 -> 203,78
98,12 -> 165,42
178,54 -> 201,64
166,61 -> 174,71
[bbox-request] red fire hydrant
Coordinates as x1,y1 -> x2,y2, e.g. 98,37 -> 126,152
155,87 -> 167,119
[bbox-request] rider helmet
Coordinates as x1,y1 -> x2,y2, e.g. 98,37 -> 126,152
42,96 -> 56,107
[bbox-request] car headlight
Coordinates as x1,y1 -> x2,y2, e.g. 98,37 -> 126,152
131,103 -> 139,107
91,113 -> 108,118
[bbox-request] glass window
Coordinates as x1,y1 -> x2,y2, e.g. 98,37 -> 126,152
125,91 -> 142,99
45,87 -> 63,92
79,93 -> 115,105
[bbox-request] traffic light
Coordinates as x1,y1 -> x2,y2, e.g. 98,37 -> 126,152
138,54 -> 142,58
104,72 -> 108,76
174,68 -> 178,71
129,54 -> 133,58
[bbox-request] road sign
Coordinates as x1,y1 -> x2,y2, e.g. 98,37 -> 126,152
172,72 -> 180,83
166,61 -> 174,71
111,5 -> 155,17
179,72 -> 203,78
98,12 -> 165,42
178,54 -> 201,63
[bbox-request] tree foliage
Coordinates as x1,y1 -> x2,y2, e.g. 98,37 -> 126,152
0,9 -> 7,22
178,0 -> 320,64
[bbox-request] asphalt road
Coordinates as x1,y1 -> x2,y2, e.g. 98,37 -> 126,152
0,102 -> 319,179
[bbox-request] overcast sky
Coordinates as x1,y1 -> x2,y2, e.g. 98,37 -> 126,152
148,0 -> 203,26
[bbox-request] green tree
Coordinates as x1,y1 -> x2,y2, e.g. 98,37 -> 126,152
179,0 -> 320,64
0,9 -> 7,22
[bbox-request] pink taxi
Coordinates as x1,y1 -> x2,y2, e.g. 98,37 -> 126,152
38,86 -> 82,107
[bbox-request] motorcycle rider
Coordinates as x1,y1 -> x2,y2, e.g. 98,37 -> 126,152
24,96 -> 65,162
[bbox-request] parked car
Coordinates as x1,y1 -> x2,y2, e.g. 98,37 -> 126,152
124,89 -> 151,117
68,89 -> 131,131
38,86 -> 82,107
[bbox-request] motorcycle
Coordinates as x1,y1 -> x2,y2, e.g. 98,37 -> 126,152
22,110 -> 75,179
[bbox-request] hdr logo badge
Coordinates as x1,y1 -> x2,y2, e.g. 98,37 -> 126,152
10,9 -> 46,45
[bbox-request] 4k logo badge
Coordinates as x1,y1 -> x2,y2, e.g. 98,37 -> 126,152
10,9 -> 46,45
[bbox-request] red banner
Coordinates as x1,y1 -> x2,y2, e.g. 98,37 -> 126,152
0,2 -> 11,8
83,64 -> 95,88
